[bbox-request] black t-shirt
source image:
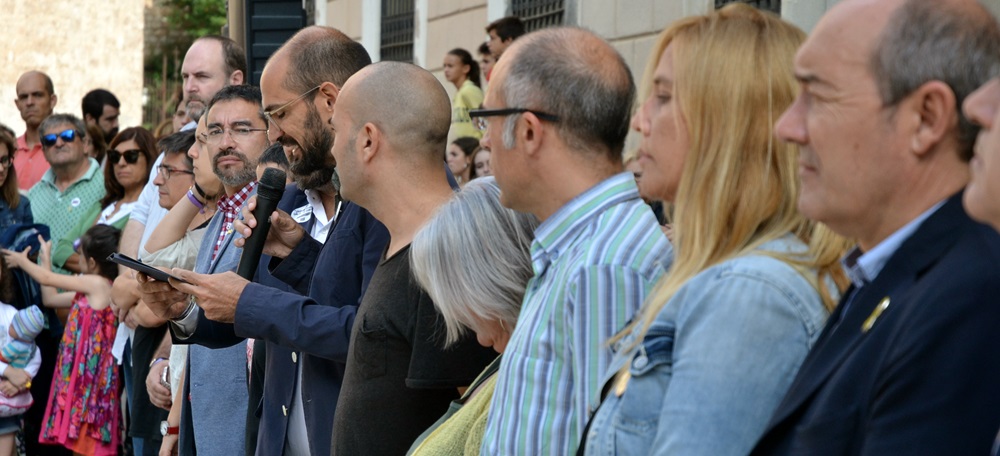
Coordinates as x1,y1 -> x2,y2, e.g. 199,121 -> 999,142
331,245 -> 496,456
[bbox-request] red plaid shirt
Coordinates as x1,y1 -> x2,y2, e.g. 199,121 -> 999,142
213,181 -> 257,261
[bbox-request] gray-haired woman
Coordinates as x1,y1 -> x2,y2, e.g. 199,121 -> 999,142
407,177 -> 538,456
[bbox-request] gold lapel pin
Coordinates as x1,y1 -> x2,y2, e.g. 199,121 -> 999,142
862,297 -> 890,333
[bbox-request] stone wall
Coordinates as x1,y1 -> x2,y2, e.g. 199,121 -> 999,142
1,0 -> 145,137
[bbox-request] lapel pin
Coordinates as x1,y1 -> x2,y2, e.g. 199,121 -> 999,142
862,297 -> 890,333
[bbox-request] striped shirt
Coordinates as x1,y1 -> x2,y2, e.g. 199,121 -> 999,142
481,172 -> 673,455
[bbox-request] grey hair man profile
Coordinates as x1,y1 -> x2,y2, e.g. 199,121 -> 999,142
473,27 -> 674,456
750,0 -> 1000,454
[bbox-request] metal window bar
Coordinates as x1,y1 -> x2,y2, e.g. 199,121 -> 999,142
381,0 -> 414,62
715,0 -> 781,14
512,0 -> 565,32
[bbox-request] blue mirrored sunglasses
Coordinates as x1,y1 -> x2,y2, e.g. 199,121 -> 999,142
40,129 -> 79,148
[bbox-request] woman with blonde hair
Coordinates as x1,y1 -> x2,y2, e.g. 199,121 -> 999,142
581,5 -> 852,455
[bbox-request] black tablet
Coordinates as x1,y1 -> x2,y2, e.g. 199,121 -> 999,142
107,253 -> 189,284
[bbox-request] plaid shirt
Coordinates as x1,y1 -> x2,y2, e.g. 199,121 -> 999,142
213,181 -> 257,261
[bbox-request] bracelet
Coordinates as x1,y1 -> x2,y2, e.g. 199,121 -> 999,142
186,189 -> 205,212
149,357 -> 169,368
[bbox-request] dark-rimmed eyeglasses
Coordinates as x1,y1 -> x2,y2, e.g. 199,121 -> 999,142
263,86 -> 321,130
0,156 -> 10,167
157,165 -> 194,179
41,129 -> 80,148
108,149 -> 143,164
203,127 -> 268,145
469,108 -> 560,133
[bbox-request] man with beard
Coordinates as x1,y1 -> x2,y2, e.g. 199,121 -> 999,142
111,35 -> 246,456
81,89 -> 120,143
135,27 -> 389,455
137,84 -> 269,455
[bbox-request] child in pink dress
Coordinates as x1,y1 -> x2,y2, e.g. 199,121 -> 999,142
3,225 -> 121,456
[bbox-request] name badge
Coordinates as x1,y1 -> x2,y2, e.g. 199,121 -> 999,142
70,197 -> 81,208
291,204 -> 312,224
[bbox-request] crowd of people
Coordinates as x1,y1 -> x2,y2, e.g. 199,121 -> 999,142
1,0 -> 1000,455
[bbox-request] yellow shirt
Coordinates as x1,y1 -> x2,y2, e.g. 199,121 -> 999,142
451,80 -> 484,139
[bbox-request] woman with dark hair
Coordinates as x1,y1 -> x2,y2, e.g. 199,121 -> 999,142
447,137 -> 481,187
51,127 -> 155,273
84,124 -> 108,164
0,132 -> 32,234
444,48 -> 484,139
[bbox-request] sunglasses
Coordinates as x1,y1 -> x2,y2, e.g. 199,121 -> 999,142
108,149 -> 143,164
41,129 -> 80,148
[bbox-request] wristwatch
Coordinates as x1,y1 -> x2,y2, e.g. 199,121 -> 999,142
160,420 -> 179,436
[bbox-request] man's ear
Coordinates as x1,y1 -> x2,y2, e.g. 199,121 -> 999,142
229,70 -> 245,87
316,82 -> 340,115
907,80 -> 957,156
519,112 -> 546,158
360,123 -> 379,164
49,93 -> 57,109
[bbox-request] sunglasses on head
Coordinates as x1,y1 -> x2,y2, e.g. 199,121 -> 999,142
108,149 -> 143,164
41,129 -> 80,148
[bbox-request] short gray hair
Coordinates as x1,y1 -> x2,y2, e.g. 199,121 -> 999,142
410,177 -> 539,346
499,27 -> 635,161
871,0 -> 1000,160
39,113 -> 86,147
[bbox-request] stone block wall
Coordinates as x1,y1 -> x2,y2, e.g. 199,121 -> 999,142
1,0 -> 145,137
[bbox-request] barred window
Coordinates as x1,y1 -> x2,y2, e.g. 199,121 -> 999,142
512,0 -> 565,32
715,0 -> 781,14
381,0 -> 414,62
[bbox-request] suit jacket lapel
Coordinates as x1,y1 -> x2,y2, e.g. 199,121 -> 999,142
766,193 -> 967,427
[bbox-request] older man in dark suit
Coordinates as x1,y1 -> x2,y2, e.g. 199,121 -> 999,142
750,0 -> 1000,454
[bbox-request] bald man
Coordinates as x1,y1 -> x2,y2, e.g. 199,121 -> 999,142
326,61 -> 495,455
13,70 -> 58,190
749,0 -> 1000,454
152,26 -> 388,456
473,28 -> 672,456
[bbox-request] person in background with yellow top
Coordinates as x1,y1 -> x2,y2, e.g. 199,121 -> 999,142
407,176 -> 538,456
444,48 -> 484,139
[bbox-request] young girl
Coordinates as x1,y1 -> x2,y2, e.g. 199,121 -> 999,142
3,224 -> 121,456
0,257 -> 40,456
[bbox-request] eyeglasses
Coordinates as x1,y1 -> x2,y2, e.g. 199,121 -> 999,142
469,108 -> 560,133
41,129 -> 80,147
157,165 -> 194,179
108,149 -> 143,164
203,126 -> 268,145
263,86 -> 321,130
0,156 -> 10,167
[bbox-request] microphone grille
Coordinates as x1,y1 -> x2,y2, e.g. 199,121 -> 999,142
258,167 -> 287,198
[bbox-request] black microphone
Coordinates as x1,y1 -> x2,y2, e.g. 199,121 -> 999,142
236,167 -> 286,279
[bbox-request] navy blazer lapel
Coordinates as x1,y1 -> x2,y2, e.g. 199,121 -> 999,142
765,193 -> 967,428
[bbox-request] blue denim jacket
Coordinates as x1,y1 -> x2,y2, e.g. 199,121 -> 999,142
583,235 -> 834,455
0,196 -> 32,236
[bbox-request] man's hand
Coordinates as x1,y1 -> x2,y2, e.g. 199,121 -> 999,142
169,270 -> 249,324
136,272 -> 191,320
233,195 -> 305,259
3,366 -> 30,389
147,360 -> 172,410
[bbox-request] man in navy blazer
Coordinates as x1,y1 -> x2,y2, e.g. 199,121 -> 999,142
141,27 -> 390,456
750,0 -> 1000,454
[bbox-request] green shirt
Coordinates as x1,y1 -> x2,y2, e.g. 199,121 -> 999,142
27,158 -> 105,274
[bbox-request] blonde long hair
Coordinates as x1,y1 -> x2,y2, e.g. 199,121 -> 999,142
617,5 -> 852,353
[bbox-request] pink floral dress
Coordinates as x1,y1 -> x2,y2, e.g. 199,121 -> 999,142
39,291 -> 119,455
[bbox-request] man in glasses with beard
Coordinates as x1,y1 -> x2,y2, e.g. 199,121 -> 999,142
138,27 -> 389,456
